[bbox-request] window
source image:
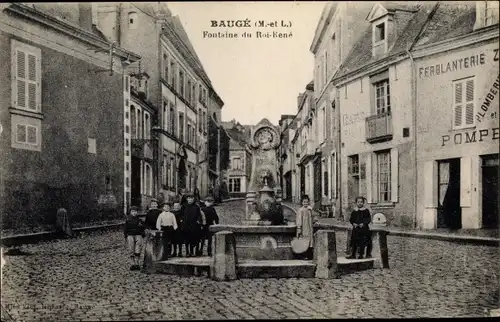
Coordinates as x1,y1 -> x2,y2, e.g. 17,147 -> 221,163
131,106 -> 137,138
229,178 -> 241,192
170,157 -> 175,188
144,112 -> 150,139
191,83 -> 196,105
170,61 -> 176,87
179,70 -> 184,97
322,106 -> 326,142
144,163 -> 153,196
453,77 -> 475,129
163,154 -> 168,186
187,79 -> 192,104
105,175 -> 112,192
12,115 -> 41,151
11,40 -> 41,112
348,155 -> 359,176
375,22 -> 385,42
163,101 -> 168,129
231,157 -> 242,170
374,79 -> 390,114
485,1 -> 500,26
163,53 -> 169,81
179,113 -> 184,141
128,12 -> 138,30
323,159 -> 328,197
198,108 -> 202,131
187,123 -> 192,145
169,103 -> 176,134
202,111 -> 207,131
88,138 -> 96,154
138,108 -> 142,139
377,151 -> 391,202
198,84 -> 202,103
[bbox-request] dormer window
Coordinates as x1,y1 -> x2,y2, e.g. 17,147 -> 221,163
375,22 -> 385,42
128,12 -> 138,30
475,1 -> 500,30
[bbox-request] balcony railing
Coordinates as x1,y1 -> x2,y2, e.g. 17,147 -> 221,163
365,111 -> 393,143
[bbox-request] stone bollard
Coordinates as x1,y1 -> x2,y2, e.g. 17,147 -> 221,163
371,229 -> 390,269
210,231 -> 237,281
345,228 -> 352,255
313,230 -> 340,279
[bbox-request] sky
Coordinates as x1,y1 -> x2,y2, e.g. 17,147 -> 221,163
167,1 -> 326,125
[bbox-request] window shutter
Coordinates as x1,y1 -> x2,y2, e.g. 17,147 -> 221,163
16,49 -> 27,109
365,153 -> 373,203
454,82 -> 463,127
390,148 -> 399,202
460,157 -> 472,207
424,161 -> 437,208
465,79 -> 474,126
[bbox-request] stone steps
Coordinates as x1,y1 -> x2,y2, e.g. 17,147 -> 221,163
154,256 -> 377,278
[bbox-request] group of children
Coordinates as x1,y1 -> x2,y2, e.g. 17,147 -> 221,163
123,191 -> 219,271
296,195 -> 372,260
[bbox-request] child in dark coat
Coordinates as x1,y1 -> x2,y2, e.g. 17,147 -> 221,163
181,192 -> 203,257
124,206 -> 145,270
171,202 -> 184,257
199,196 -> 220,256
347,197 -> 372,259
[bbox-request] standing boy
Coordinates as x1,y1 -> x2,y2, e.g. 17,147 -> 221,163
181,192 -> 203,257
199,196 -> 220,256
124,206 -> 145,270
156,203 -> 178,260
347,196 -> 372,259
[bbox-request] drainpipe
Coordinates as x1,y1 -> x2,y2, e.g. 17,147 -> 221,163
336,87 -> 343,220
406,47 -> 418,230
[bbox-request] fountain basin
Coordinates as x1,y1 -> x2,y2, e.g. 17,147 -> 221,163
210,224 -> 297,260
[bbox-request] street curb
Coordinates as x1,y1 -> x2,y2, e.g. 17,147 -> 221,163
314,223 -> 500,247
1,222 -> 124,247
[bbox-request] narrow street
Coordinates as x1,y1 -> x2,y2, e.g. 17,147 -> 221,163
1,201 -> 498,320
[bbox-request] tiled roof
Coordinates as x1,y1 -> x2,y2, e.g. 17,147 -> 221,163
164,15 -> 216,93
414,2 -> 476,47
336,2 -> 437,79
226,127 -> 250,150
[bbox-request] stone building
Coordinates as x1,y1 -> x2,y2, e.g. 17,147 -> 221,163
290,81 -> 317,206
0,3 -> 140,229
412,1 -> 499,229
222,120 -> 252,198
309,1 -> 373,215
283,1 -> 499,230
93,3 -> 224,207
278,114 -> 297,201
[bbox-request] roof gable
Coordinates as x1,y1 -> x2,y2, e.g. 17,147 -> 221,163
367,3 -> 390,22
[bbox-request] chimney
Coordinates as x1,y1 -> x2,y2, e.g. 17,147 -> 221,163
78,3 -> 93,32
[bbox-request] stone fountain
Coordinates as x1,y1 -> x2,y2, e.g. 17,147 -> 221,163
211,118 -> 295,261
243,118 -> 284,225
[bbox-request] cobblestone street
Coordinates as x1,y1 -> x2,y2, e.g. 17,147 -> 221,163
1,201 -> 499,320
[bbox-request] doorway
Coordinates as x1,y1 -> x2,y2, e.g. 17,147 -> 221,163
131,157 -> 141,207
300,165 -> 305,198
284,171 -> 292,201
313,157 -> 322,208
437,158 -> 461,229
482,154 -> 499,229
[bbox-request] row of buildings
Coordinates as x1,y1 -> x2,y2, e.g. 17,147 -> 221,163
0,3 -> 229,230
279,1 -> 499,230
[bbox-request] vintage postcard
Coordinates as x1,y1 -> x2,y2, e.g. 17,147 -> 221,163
0,1 -> 499,320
